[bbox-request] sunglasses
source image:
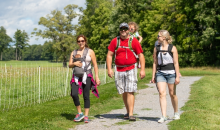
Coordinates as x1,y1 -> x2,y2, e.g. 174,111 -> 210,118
158,35 -> 162,38
120,27 -> 128,31
77,40 -> 85,43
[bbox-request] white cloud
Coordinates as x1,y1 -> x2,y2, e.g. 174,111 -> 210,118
0,0 -> 86,45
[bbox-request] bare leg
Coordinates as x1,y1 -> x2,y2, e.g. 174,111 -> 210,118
168,84 -> 178,113
126,92 -> 135,116
76,105 -> 82,114
123,93 -> 129,114
157,82 -> 167,117
84,108 -> 89,116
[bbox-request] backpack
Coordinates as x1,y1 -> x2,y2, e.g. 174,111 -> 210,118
156,44 -> 175,70
114,36 -> 138,67
72,47 -> 91,77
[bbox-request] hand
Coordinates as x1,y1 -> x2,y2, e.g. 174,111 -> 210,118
175,77 -> 180,85
139,70 -> 145,79
108,69 -> 114,78
74,61 -> 82,67
151,77 -> 155,83
95,78 -> 101,86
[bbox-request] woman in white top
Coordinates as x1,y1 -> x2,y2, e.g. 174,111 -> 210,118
151,30 -> 180,123
69,34 -> 101,123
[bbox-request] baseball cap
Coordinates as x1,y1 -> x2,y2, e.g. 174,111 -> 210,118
119,22 -> 129,28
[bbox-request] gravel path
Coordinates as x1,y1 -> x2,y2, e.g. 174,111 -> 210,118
72,76 -> 202,130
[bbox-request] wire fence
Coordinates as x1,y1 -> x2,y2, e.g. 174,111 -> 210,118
0,62 -> 115,112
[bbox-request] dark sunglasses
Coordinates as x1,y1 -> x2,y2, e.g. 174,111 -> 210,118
158,35 -> 162,38
120,27 -> 128,31
77,40 -> 85,43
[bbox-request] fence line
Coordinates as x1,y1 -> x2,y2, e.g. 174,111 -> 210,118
0,62 -> 114,112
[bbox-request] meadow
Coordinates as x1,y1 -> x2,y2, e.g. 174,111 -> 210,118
0,61 -> 113,112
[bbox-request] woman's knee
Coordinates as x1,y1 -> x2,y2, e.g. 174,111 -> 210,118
159,91 -> 166,98
169,93 -> 177,99
71,92 -> 78,100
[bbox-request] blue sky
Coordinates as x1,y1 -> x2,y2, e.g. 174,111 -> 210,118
0,0 -> 86,45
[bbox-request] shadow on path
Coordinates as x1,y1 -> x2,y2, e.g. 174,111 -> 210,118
94,114 -> 124,119
61,113 -> 75,121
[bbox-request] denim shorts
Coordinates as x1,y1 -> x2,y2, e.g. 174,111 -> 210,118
156,71 -> 176,84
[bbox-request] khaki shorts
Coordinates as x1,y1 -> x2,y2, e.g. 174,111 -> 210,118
114,68 -> 137,94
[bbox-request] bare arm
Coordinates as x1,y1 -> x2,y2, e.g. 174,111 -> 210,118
152,47 -> 158,83
90,49 -> 100,86
68,51 -> 82,68
106,50 -> 114,78
138,53 -> 145,79
172,46 -> 180,84
138,35 -> 143,43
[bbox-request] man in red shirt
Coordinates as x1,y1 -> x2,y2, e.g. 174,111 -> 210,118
106,22 -> 145,121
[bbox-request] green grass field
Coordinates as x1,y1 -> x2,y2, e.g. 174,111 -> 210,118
0,61 -> 113,112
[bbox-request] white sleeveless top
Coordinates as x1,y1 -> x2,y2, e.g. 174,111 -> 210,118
84,49 -> 91,70
157,45 -> 175,74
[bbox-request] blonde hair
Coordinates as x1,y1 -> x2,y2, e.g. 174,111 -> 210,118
128,22 -> 139,32
159,30 -> 173,44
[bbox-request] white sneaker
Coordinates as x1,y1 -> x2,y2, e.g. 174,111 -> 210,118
173,113 -> 180,120
158,116 -> 167,123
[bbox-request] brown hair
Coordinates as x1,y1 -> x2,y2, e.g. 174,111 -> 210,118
76,34 -> 89,48
74,54 -> 81,58
159,30 -> 173,44
128,22 -> 139,32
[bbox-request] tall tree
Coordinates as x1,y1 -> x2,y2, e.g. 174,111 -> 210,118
0,26 -> 12,60
76,0 -> 113,61
13,29 -> 29,60
32,4 -> 80,67
41,41 -> 54,61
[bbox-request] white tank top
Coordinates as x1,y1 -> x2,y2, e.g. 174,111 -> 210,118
157,45 -> 175,74
84,49 -> 91,70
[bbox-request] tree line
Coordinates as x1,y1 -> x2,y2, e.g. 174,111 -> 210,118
1,0 -> 220,67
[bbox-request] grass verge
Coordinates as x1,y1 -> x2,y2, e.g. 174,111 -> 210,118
168,74 -> 220,129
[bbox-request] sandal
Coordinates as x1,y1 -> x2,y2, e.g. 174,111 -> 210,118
129,116 -> 136,121
124,113 -> 129,119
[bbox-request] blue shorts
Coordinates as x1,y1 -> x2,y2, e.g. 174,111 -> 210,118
156,71 -> 176,84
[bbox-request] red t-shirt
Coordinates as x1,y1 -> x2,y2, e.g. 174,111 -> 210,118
108,37 -> 143,72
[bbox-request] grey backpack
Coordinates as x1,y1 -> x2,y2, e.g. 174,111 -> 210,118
72,48 -> 91,77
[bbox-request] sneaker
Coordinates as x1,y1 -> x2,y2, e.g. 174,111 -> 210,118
158,116 -> 167,123
74,113 -> 84,122
173,113 -> 180,120
84,116 -> 89,123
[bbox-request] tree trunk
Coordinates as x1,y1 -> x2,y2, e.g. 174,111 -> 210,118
1,52 -> 2,61
63,55 -> 67,67
16,48 -> 17,60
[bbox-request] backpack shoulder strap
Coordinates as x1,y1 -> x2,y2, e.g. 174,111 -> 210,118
73,49 -> 77,57
82,47 -> 89,60
128,36 -> 133,50
116,36 -> 120,50
156,45 -> 160,58
82,47 -> 91,72
168,44 -> 173,58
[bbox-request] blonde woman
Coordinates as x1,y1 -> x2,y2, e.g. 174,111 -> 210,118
151,30 -> 180,123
